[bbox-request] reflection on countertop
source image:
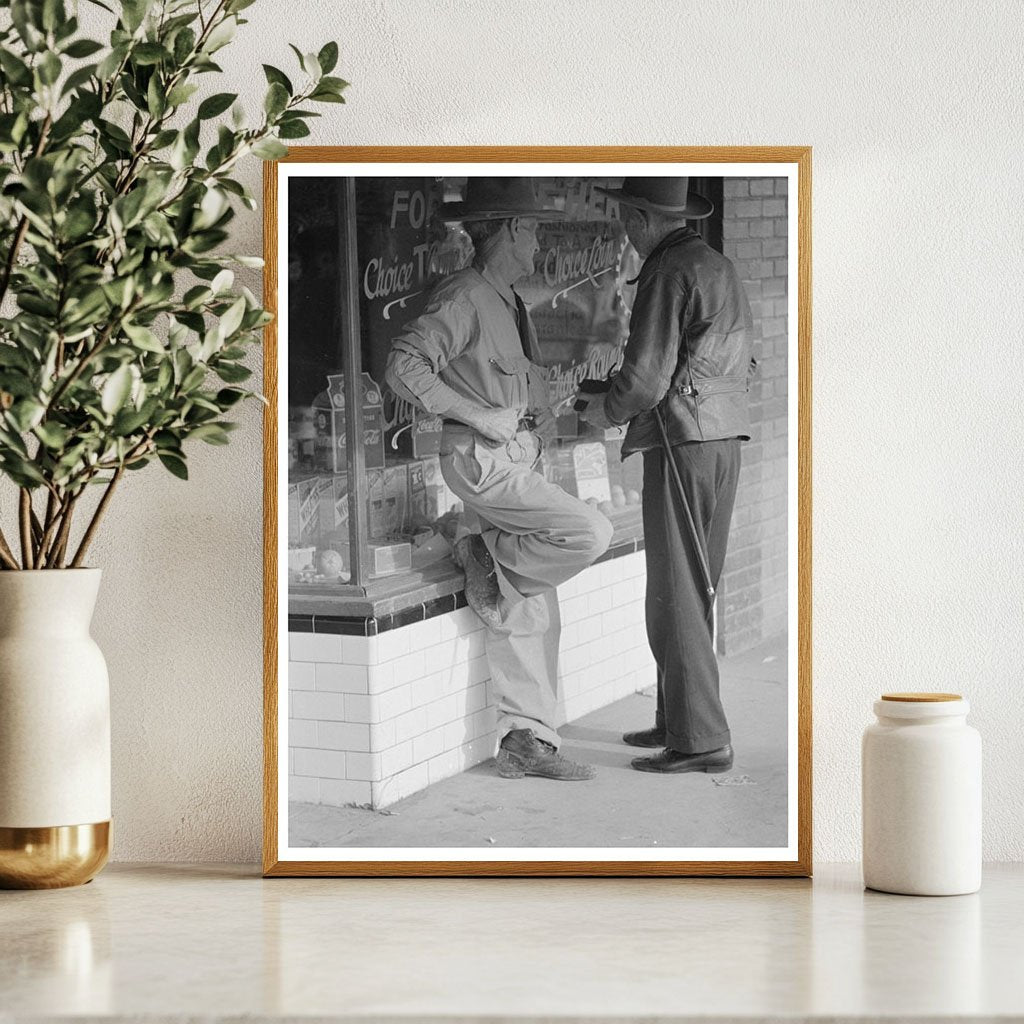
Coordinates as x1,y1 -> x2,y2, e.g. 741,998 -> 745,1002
2,863 -> 1021,1020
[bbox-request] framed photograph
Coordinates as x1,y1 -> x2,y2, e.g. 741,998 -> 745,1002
263,147 -> 811,876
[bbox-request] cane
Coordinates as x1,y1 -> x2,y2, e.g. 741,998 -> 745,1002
652,406 -> 716,609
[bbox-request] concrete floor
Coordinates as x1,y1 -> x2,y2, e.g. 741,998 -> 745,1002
289,633 -> 789,850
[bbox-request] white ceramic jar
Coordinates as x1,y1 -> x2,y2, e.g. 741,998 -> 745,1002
862,692 -> 981,896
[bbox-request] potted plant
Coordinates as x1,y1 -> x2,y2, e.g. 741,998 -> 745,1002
0,0 -> 345,887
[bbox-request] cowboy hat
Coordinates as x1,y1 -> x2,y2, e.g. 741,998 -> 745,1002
442,177 -> 561,221
594,177 -> 713,220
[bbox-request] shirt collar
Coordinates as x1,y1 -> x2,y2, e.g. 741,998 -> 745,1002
644,226 -> 698,265
475,263 -> 518,311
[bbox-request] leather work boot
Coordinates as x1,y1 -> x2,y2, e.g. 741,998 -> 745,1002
453,535 -> 501,630
622,726 -> 666,748
495,728 -> 597,781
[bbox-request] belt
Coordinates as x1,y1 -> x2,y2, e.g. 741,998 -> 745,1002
675,374 -> 749,397
442,414 -> 536,431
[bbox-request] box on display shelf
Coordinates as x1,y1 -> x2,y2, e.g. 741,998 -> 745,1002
391,412 -> 444,458
367,465 -> 410,539
287,476 -> 321,546
311,372 -> 385,473
367,540 -> 413,577
422,455 -> 462,520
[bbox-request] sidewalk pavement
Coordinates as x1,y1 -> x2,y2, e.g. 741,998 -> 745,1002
289,633 -> 789,851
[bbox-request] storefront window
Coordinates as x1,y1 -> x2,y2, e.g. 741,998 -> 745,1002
286,176 -> 658,606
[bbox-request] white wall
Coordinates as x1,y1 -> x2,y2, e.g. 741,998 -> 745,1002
19,0 -> 1022,863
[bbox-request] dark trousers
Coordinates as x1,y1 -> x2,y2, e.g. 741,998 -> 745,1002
642,439 -> 741,753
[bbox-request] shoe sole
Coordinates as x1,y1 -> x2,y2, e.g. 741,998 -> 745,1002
622,734 -> 666,748
631,761 -> 734,775
495,753 -> 595,781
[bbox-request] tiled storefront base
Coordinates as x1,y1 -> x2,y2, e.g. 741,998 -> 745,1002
288,552 -> 654,809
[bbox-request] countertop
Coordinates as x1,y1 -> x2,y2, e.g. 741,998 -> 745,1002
2,863 -> 1022,1022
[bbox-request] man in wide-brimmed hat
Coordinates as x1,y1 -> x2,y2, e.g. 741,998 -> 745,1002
580,177 -> 755,775
386,178 -> 612,783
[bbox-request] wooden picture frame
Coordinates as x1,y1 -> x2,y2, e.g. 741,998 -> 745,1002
263,147 -> 812,877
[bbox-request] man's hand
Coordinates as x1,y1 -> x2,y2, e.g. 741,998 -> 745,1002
532,406 -> 558,442
470,406 -> 521,443
577,395 -> 614,431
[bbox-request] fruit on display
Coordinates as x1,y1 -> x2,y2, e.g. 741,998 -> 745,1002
316,549 -> 347,579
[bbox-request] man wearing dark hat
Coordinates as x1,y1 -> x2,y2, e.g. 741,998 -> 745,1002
580,177 -> 754,775
386,177 -> 612,783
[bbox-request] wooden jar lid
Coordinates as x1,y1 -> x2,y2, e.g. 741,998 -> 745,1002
881,692 -> 962,702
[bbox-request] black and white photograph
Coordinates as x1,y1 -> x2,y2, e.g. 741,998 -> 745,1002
265,150 -> 810,875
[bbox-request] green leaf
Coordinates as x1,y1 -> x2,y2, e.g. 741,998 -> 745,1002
198,91 -> 236,119
264,82 -> 288,117
147,74 -> 166,117
189,423 -> 231,445
112,405 -> 152,435
226,0 -> 257,11
101,365 -> 133,415
123,322 -> 164,353
210,268 -> 234,294
166,82 -> 200,107
0,49 -> 33,87
277,120 -> 310,140
203,16 -> 236,53
121,0 -> 152,33
158,452 -> 188,479
132,42 -> 169,66
309,89 -> 345,104
38,51 -> 63,86
251,137 -> 287,160
9,399 -> 46,432
96,43 -> 128,81
63,38 -> 104,58
214,362 -> 252,384
218,295 -> 246,339
318,41 -> 339,75
34,421 -> 71,449
60,63 -> 98,96
173,26 -> 196,65
216,388 -> 247,408
319,76 -> 349,93
262,64 -> 292,94
42,0 -> 67,33
300,51 -> 321,80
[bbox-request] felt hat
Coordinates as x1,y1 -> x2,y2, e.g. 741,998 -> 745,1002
595,177 -> 713,219
442,177 -> 560,221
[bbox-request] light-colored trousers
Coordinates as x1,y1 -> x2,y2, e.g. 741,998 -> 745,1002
439,425 -> 613,749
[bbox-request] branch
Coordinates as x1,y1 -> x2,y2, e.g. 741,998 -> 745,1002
0,113 -> 53,308
46,298 -> 141,413
70,465 -> 124,567
0,526 -> 20,570
18,489 -> 34,569
45,491 -> 79,569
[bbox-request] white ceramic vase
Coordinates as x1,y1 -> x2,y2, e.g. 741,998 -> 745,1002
862,692 -> 981,896
0,569 -> 111,888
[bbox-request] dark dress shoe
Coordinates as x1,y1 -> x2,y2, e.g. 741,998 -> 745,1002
631,744 -> 734,774
622,726 -> 666,748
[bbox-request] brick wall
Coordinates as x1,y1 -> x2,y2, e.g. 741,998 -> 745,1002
288,552 -> 654,810
717,177 -> 789,654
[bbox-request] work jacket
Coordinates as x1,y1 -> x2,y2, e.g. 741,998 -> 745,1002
605,228 -> 754,457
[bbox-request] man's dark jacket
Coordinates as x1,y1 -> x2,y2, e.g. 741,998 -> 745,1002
605,227 -> 754,457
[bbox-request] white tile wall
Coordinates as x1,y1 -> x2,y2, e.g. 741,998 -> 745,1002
287,552 -> 655,810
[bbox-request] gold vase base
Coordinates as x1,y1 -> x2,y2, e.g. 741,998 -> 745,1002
0,821 -> 111,889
